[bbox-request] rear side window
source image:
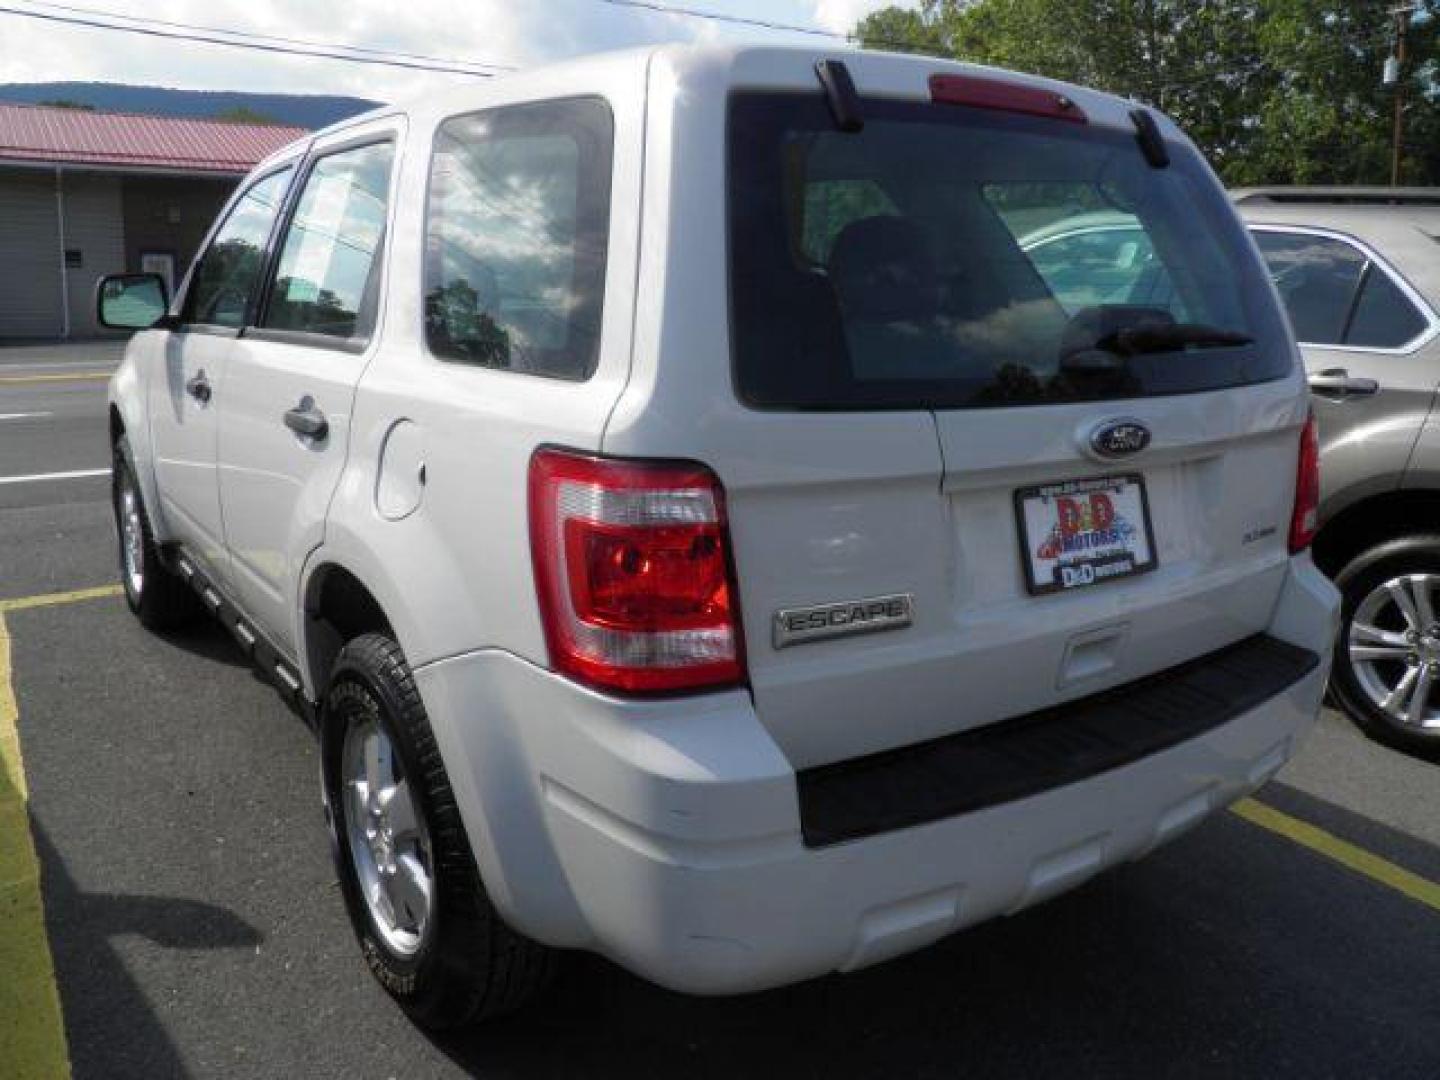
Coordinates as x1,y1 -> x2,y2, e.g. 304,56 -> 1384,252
1349,269 -> 1428,347
183,167 -> 292,328
729,93 -> 1293,410
262,141 -> 394,342
425,97 -> 613,380
1254,230 -> 1430,349
1252,232 -> 1366,345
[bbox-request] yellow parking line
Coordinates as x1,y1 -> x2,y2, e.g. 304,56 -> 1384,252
0,372 -> 111,385
0,585 -> 123,615
0,613 -> 71,1079
1233,797 -> 1440,914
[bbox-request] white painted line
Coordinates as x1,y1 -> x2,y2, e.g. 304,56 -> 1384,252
0,468 -> 109,486
0,412 -> 55,421
0,361 -> 120,372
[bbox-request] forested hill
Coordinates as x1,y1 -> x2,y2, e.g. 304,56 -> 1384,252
0,82 -> 376,129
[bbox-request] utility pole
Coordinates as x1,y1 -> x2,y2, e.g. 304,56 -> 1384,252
1390,4 -> 1414,187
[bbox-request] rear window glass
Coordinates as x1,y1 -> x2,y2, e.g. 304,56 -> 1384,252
729,93 -> 1294,410
425,97 -> 613,380
1006,211 -> 1180,316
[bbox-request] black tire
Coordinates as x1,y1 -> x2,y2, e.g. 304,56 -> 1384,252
322,633 -> 556,1028
1330,535 -> 1440,752
112,436 -> 198,632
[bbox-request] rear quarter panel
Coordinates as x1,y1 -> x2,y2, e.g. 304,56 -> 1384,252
303,53 -> 648,688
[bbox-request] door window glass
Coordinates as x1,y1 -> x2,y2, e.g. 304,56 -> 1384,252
1252,231 -> 1367,345
183,167 -> 292,328
263,141 -> 394,341
425,97 -> 613,380
1346,268 -> 1428,348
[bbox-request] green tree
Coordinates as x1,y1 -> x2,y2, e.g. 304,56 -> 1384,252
214,106 -> 283,126
856,0 -> 950,54
854,1 -> 1440,186
36,99 -> 95,110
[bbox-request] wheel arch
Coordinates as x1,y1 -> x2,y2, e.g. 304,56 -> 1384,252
1313,488 -> 1440,580
108,360 -> 172,543
301,560 -> 396,701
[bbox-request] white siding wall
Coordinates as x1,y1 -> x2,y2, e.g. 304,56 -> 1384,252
0,170 -> 63,338
61,172 -> 125,337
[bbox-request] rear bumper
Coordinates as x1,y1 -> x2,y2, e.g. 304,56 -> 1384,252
413,557 -> 1337,995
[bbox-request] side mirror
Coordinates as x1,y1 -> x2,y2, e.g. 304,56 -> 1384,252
97,273 -> 170,330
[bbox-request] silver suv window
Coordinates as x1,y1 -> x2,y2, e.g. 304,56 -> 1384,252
1252,229 -> 1430,350
729,94 -> 1293,410
182,166 -> 292,329
260,141 -> 394,344
424,97 -> 613,380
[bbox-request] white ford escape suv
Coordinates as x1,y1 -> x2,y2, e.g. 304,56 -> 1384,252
101,45 -> 1339,1026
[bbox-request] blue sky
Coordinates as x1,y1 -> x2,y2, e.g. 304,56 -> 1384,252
0,1 -> 917,99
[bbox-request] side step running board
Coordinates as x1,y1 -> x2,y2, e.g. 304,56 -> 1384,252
172,552 -> 318,729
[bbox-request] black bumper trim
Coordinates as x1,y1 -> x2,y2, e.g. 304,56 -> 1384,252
796,634 -> 1318,848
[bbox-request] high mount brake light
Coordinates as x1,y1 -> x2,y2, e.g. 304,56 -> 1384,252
928,74 -> 1088,124
1289,414 -> 1321,554
528,449 -> 745,695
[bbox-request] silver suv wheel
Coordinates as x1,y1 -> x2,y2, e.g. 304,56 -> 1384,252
341,715 -> 434,958
1347,573 -> 1440,730
118,468 -> 145,599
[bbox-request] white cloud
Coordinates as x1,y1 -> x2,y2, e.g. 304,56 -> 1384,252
808,0 -> 918,35
0,0 -> 918,103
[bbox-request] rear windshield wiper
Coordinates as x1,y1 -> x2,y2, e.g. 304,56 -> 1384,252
1060,321 -> 1253,374
1099,322 -> 1253,356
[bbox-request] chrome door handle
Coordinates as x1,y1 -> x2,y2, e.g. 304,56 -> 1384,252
1308,368 -> 1379,398
283,398 -> 328,440
184,370 -> 212,404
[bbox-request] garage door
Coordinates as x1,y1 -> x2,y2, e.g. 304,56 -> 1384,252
0,171 -> 62,338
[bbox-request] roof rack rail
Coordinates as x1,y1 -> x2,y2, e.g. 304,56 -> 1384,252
1231,186 -> 1440,207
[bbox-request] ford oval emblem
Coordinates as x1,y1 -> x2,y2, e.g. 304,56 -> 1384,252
1090,418 -> 1151,459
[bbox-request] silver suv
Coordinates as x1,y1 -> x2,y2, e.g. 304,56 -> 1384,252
1234,189 -> 1440,751
99,46 -> 1337,1026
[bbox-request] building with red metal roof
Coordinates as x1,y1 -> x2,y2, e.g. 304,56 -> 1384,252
0,101 -> 306,338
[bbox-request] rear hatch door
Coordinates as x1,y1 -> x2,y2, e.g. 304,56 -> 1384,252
724,69 -> 1307,770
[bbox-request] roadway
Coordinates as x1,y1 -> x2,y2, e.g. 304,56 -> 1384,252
0,340 -> 1436,1079
0,341 -> 117,513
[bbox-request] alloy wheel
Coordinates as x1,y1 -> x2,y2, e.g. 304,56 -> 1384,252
118,470 -> 145,599
341,712 -> 435,958
1347,573 -> 1440,730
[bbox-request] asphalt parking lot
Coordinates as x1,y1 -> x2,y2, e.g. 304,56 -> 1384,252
1,340 -> 1437,1079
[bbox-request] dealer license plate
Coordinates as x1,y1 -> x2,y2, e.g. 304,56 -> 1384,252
1015,474 -> 1158,595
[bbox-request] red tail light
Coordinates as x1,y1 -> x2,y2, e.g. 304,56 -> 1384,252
1289,414 -> 1320,553
528,448 -> 745,694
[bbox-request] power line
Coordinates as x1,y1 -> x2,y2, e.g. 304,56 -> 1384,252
596,0 -> 846,40
596,0 -> 965,58
0,2 -> 506,76
20,0 -> 517,70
